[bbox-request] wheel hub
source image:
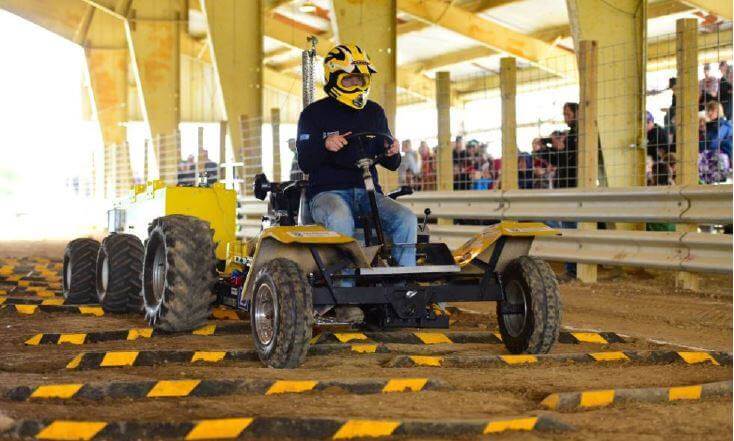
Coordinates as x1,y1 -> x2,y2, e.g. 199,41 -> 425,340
254,284 -> 277,346
64,260 -> 72,290
100,255 -> 109,293
503,279 -> 528,337
152,243 -> 166,303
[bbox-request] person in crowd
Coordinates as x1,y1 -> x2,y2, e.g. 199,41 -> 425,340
646,111 -> 670,163
699,101 -> 732,184
177,155 -> 195,185
202,151 -> 219,185
518,148 -> 534,189
699,63 -> 719,111
719,61 -> 733,121
471,162 -> 493,190
465,139 -> 480,177
531,137 -> 554,189
398,139 -> 422,188
646,161 -> 676,231
288,138 -> 303,181
452,135 -> 470,190
418,141 -> 435,191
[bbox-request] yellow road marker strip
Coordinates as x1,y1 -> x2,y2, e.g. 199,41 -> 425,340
25,334 -> 43,345
500,355 -> 538,365
127,328 -> 154,340
333,332 -> 369,343
484,417 -> 537,433
31,384 -> 84,399
350,344 -> 378,353
191,351 -> 226,362
58,334 -> 87,345
192,324 -> 217,336
66,354 -> 83,369
589,351 -> 629,362
669,385 -> 703,400
409,355 -> 443,367
100,351 -> 139,367
382,378 -> 428,393
15,304 -> 38,314
332,419 -> 400,439
36,421 -> 107,440
185,418 -> 254,440
579,390 -> 615,408
413,332 -> 453,345
571,332 -> 609,344
266,380 -> 318,395
678,351 -> 720,365
147,380 -> 202,397
41,298 -> 65,306
78,306 -> 104,316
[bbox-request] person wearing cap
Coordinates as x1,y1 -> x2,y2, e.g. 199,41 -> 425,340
646,111 -> 670,162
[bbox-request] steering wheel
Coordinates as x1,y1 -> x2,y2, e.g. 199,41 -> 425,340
343,132 -> 394,163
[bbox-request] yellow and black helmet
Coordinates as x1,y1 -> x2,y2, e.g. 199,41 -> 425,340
323,44 -> 376,110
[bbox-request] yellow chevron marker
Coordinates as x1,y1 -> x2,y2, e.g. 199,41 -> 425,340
58,334 -> 87,345
25,334 -> 43,346
484,417 -> 537,433
36,290 -> 57,298
127,328 -> 154,340
590,351 -> 629,362
37,421 -> 107,440
266,380 -> 318,395
6,275 -> 21,282
147,380 -> 202,397
669,385 -> 703,401
27,286 -> 46,292
409,355 -> 443,367
500,355 -> 537,365
192,324 -> 217,336
100,351 -> 139,367
580,390 -> 615,408
334,332 -> 369,343
66,354 -> 83,369
186,418 -> 253,440
191,351 -> 226,362
0,289 -> 6,294
42,299 -> 65,306
0,297 -> 5,305
333,419 -> 400,439
31,384 -> 84,399
18,280 -> 30,287
15,304 -> 38,314
572,332 -> 608,344
413,332 -> 452,345
350,344 -> 378,353
382,378 -> 428,393
210,309 -> 239,320
78,306 -> 104,316
677,352 -> 719,365
540,393 -> 560,410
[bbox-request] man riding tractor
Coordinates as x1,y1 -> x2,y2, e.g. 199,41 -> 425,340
296,44 -> 418,323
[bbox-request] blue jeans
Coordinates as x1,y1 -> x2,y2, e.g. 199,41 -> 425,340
546,220 -> 577,277
310,189 -> 418,266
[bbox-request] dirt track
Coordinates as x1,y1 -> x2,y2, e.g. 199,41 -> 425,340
0,246 -> 731,440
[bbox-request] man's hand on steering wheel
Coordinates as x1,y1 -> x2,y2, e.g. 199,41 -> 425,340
385,138 -> 400,157
325,131 -> 352,152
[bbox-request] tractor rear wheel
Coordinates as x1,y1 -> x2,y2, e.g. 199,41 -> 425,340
251,258 -> 313,368
142,215 -> 217,332
497,256 -> 561,354
63,238 -> 100,304
96,233 -> 144,313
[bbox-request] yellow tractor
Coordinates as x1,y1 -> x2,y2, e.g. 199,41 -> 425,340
64,133 -> 561,368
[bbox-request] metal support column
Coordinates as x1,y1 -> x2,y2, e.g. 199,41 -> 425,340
271,108 -> 281,181
675,18 -> 700,291
500,57 -> 518,191
577,40 -> 599,283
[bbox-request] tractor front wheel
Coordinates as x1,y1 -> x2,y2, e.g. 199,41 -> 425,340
497,256 -> 561,354
251,258 -> 313,368
96,233 -> 144,313
142,215 -> 217,331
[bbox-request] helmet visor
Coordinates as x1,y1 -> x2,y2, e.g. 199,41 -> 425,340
339,73 -> 369,90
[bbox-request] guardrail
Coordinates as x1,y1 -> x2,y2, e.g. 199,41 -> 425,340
236,185 -> 733,274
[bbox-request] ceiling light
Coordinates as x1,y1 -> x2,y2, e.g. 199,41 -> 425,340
300,1 -> 317,13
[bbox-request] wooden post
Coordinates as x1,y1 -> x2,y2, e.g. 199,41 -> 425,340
271,108 -> 281,181
675,18 -> 700,291
577,40 -> 599,283
500,57 -> 518,190
436,71 -> 452,192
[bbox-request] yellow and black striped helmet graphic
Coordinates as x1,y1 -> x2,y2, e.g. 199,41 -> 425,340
323,44 -> 376,109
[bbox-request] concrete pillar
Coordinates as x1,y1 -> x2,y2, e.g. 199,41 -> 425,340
125,0 -> 182,184
436,71 -> 452,193
85,48 -> 129,198
675,18 -> 700,291
567,0 -> 646,187
201,0 -> 263,195
577,40 -> 600,283
500,57 -> 518,190
333,0 -> 398,190
271,108 -> 281,181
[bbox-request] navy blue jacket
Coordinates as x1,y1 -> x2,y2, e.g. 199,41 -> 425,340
296,97 -> 400,198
